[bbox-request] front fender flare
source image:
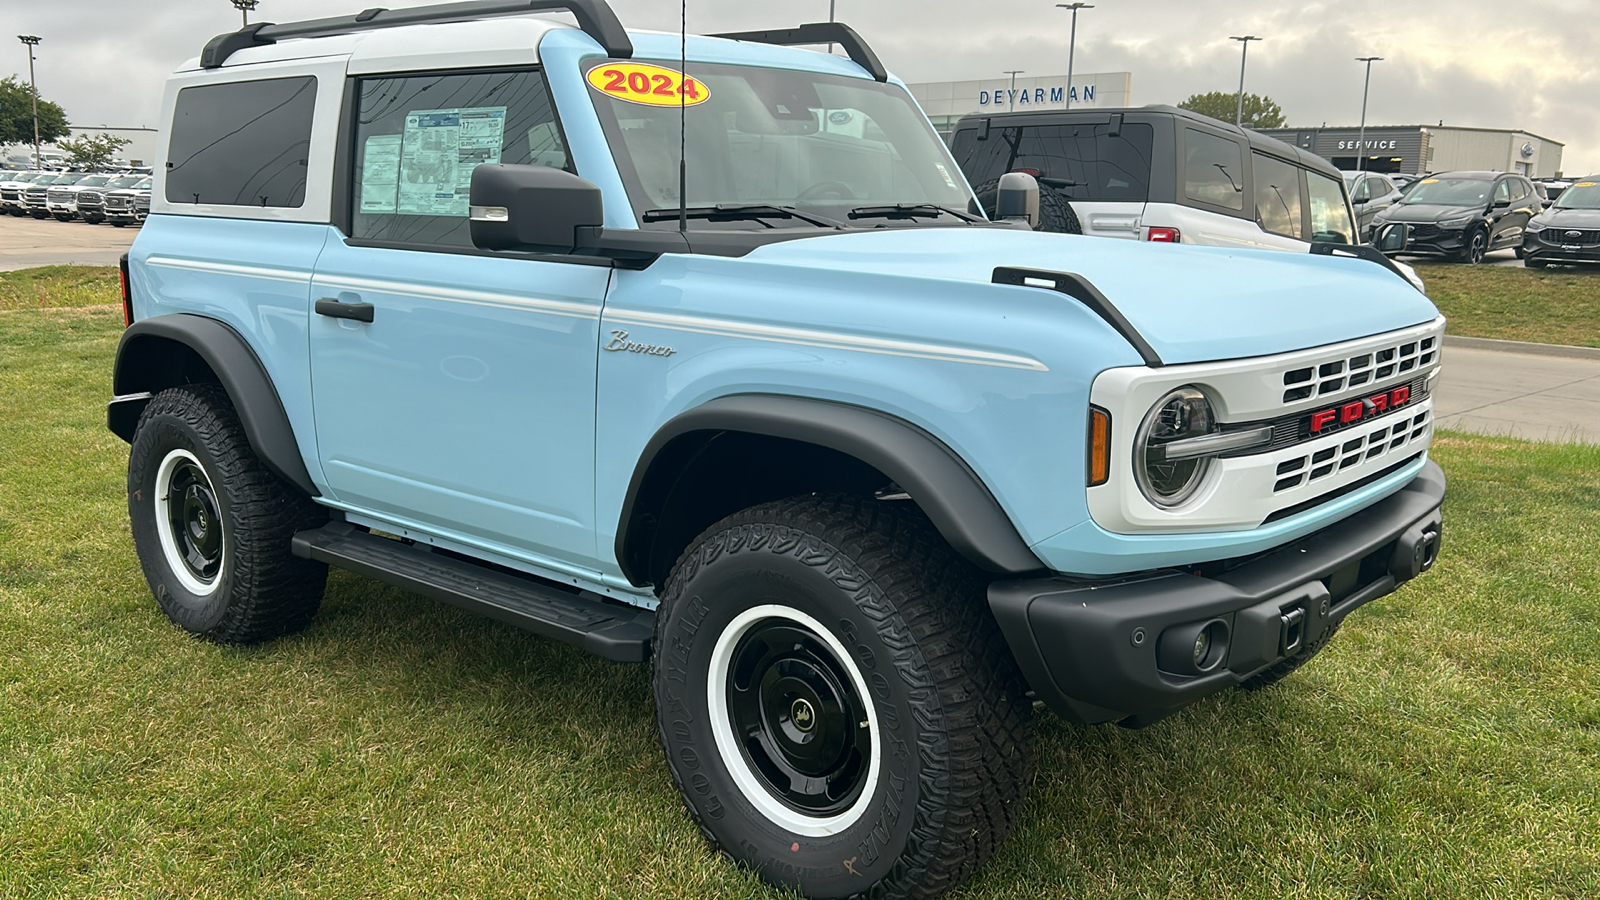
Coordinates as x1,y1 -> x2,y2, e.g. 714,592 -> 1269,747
616,394 -> 1046,585
110,314 -> 316,496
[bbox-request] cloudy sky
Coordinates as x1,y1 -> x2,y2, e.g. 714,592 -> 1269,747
6,0 -> 1597,174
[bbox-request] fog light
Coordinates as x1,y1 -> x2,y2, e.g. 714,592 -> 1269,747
1157,619 -> 1230,676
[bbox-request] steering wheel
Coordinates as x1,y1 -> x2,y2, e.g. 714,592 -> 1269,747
796,180 -> 856,203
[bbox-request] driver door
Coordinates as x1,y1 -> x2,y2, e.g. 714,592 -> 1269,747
308,67 -> 609,574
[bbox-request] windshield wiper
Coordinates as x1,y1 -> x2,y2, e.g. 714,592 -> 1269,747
641,204 -> 843,229
847,203 -> 977,223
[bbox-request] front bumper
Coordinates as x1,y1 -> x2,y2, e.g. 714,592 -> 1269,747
990,460 -> 1445,727
1523,230 -> 1600,264
1380,222 -> 1471,258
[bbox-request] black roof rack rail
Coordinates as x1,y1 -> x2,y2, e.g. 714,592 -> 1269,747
200,0 -> 633,70
710,23 -> 888,82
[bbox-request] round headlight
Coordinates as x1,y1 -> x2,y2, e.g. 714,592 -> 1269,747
1135,386 -> 1215,508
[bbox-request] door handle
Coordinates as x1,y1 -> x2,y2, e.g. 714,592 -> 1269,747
316,298 -> 375,323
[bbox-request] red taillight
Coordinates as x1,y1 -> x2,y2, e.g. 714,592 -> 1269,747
1146,227 -> 1181,243
119,254 -> 132,327
1010,167 -> 1040,177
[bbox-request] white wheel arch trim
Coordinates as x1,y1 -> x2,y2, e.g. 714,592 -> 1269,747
153,448 -> 225,597
706,604 -> 881,838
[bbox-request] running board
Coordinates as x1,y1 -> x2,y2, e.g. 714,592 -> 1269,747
291,522 -> 653,662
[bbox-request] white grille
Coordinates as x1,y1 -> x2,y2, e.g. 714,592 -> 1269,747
1281,335 -> 1438,404
1272,409 -> 1431,494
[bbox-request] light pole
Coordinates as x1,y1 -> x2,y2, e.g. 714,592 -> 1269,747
1056,3 -> 1093,109
231,0 -> 259,27
1229,35 -> 1261,126
1355,56 -> 1383,173
827,0 -> 835,53
18,35 -> 40,169
1003,70 -> 1025,111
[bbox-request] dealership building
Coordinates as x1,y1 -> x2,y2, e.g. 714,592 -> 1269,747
907,72 -> 1133,137
1255,125 -> 1565,177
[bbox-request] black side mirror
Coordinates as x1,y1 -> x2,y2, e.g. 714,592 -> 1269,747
995,171 -> 1040,230
1373,222 -> 1409,253
1491,198 -> 1511,210
470,164 -> 603,254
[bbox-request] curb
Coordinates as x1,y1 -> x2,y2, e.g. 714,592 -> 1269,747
1443,335 -> 1600,362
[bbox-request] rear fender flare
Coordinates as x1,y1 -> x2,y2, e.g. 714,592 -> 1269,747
110,314 -> 316,496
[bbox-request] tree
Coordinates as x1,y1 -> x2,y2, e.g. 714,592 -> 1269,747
1178,91 -> 1286,129
58,133 -> 131,169
0,75 -> 70,147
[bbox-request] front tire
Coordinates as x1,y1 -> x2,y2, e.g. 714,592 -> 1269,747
1459,228 -> 1488,264
653,495 -> 1032,900
128,384 -> 327,644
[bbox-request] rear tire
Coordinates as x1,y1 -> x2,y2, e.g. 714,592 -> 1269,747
654,495 -> 1032,900
128,384 -> 328,644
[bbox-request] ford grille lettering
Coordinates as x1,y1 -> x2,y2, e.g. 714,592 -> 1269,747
1307,385 -> 1412,435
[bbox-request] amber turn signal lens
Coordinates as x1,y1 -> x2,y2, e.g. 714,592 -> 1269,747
1088,407 -> 1111,486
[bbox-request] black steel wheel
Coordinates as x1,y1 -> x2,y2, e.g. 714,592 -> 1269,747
654,495 -> 1032,900
723,616 -> 874,819
128,383 -> 327,644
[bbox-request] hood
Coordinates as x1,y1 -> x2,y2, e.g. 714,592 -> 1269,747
742,229 -> 1440,365
1379,203 -> 1483,224
1533,208 -> 1600,230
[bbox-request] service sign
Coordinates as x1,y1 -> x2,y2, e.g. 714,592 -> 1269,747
587,63 -> 709,108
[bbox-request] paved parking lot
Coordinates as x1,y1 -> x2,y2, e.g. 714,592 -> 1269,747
0,212 -> 137,271
1434,341 -> 1600,443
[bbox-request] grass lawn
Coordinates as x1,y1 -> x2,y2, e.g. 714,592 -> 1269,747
0,266 -> 121,312
1416,264 -> 1600,349
2,286 -> 1599,898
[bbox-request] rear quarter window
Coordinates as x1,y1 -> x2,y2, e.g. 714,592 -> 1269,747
166,76 -> 317,208
1183,128 -> 1244,211
949,122 -> 1154,202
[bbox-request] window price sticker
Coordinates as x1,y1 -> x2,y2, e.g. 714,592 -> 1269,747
587,62 -> 709,108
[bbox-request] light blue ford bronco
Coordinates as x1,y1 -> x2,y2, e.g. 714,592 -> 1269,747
109,2 -> 1446,897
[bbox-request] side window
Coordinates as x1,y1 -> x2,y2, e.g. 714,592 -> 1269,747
351,69 -> 568,248
1350,177 -> 1371,203
1252,153 -> 1303,239
1183,129 -> 1244,210
1374,176 -> 1396,196
166,76 -> 316,207
1306,170 -> 1354,244
1495,179 -> 1513,203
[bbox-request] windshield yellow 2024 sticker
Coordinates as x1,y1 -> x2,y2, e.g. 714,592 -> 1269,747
587,63 -> 709,108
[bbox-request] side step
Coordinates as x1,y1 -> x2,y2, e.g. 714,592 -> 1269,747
291,522 -> 653,662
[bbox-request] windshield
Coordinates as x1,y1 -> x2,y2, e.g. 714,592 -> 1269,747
133,177 -> 152,190
589,60 -> 976,227
1400,176 -> 1492,207
1555,181 -> 1600,209
106,175 -> 143,189
49,174 -> 85,186
79,175 -> 112,187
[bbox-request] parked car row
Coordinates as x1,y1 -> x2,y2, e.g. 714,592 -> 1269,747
1522,176 -> 1600,269
1370,171 -> 1551,264
0,170 -> 152,227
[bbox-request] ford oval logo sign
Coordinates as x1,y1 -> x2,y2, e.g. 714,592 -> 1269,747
1520,142 -> 1535,159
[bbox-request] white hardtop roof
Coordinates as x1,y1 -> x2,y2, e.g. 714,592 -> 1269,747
177,16 -> 571,73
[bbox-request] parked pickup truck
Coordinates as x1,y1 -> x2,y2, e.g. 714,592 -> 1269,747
110,2 -> 1446,898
